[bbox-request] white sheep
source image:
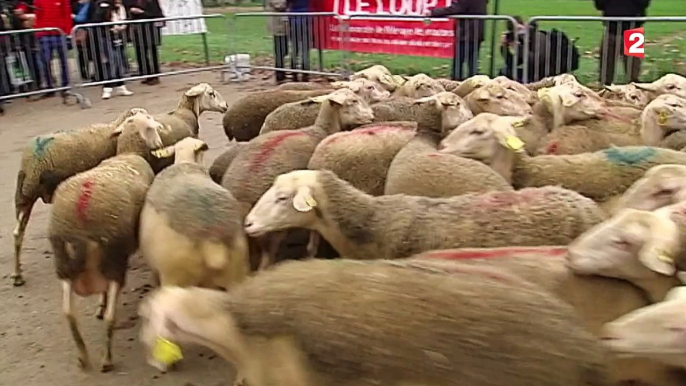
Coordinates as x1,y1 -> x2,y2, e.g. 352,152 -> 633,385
243,169 -> 605,261
137,259 -> 611,386
139,137 -> 250,292
612,164 -> 686,214
633,73 -> 686,100
439,113 -> 686,210
11,108 -> 162,287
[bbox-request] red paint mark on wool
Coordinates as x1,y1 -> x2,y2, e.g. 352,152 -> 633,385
545,141 -> 559,155
321,125 -> 407,147
76,180 -> 94,223
427,153 -> 447,158
422,246 -> 568,261
249,131 -> 306,172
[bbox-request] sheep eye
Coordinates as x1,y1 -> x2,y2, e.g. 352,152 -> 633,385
276,196 -> 288,203
496,95 -> 505,100
667,85 -> 677,90
654,188 -> 675,196
471,130 -> 484,135
630,94 -> 638,100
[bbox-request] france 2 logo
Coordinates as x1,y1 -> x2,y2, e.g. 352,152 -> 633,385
624,27 -> 645,59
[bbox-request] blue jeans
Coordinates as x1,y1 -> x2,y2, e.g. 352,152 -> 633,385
102,39 -> 127,88
39,35 -> 69,89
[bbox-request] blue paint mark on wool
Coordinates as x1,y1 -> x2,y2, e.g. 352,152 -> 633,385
32,136 -> 55,157
603,147 -> 656,166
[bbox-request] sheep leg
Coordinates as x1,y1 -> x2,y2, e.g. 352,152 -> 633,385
12,204 -> 34,287
95,292 -> 108,320
305,231 -> 320,259
100,281 -> 120,373
62,280 -> 91,370
257,232 -> 285,271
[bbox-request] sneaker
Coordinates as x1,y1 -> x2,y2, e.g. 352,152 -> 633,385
114,86 -> 133,96
102,87 -> 113,100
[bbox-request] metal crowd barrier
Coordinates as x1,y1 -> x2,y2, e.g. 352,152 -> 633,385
70,14 -> 228,95
523,16 -> 686,84
229,12 -> 346,79
343,14 -> 520,80
0,27 -> 87,106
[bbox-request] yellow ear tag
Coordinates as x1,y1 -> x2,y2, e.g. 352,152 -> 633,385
305,196 -> 317,208
657,252 -> 674,264
506,136 -> 525,151
512,120 -> 525,128
152,337 -> 183,366
658,111 -> 669,125
151,148 -> 171,158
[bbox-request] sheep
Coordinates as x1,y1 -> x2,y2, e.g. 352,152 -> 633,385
391,73 -> 445,99
412,246 -> 685,386
537,94 -> 686,155
438,113 -> 686,210
435,77 -> 460,92
464,81 -> 534,117
275,82 -> 332,91
11,108 -> 163,287
243,169 -> 605,261
382,92 -> 512,197
222,89 -> 331,142
492,76 -> 537,105
259,78 -> 390,134
349,64 -> 406,92
130,83 -> 228,173
50,152 -> 155,372
224,88 -> 374,269
601,286 -> 686,371
308,92 -> 474,197
451,74 -> 490,97
138,259 -> 612,386
633,73 -> 686,100
208,141 -> 246,184
140,137 -> 249,293
611,165 -> 686,214
598,83 -> 650,108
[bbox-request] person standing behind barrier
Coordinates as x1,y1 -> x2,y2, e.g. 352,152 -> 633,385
265,0 -> 289,85
33,0 -> 72,97
71,0 -> 92,80
424,0 -> 488,81
595,0 -> 650,85
127,0 -> 162,85
94,0 -> 132,99
287,0 -> 310,82
0,9 -> 9,113
12,0 -> 43,96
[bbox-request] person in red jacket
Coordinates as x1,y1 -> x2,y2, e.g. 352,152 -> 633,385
33,0 -> 72,97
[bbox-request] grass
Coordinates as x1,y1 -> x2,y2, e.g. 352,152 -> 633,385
157,0 -> 686,84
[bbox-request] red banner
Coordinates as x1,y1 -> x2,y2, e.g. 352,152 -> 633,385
313,0 -> 455,59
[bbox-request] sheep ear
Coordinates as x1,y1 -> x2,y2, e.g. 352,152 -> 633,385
306,95 -> 328,104
152,146 -> 176,159
327,91 -> 348,106
194,141 -> 209,152
185,84 -> 209,97
111,123 -> 125,137
665,285 -> 686,301
639,249 -> 676,276
633,82 -> 658,92
437,94 -> 459,107
638,214 -> 679,276
292,186 -> 316,212
392,75 -> 407,86
494,124 -> 525,152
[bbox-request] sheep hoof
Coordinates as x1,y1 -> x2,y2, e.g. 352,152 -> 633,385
10,273 -> 25,287
95,306 -> 105,320
78,356 -> 91,371
100,361 -> 114,373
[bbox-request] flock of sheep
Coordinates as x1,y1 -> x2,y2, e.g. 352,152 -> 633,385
11,63 -> 686,386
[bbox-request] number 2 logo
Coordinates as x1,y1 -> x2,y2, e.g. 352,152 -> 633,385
624,27 -> 645,58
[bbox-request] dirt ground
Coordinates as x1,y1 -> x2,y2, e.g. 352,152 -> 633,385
0,70 -> 278,386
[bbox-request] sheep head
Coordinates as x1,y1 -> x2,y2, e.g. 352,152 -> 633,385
492,76 -> 537,105
567,207 -> 681,280
151,137 -> 209,164
641,94 -> 686,146
600,286 -> 686,369
307,88 -> 374,128
538,85 -> 609,129
114,111 -> 164,150
613,165 -> 686,214
467,81 -> 533,116
244,169 -> 325,237
394,73 -> 446,98
634,73 -> 686,100
350,65 -> 399,91
600,84 -> 650,107
331,78 -> 390,103
412,92 -> 473,135
184,83 -> 229,115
